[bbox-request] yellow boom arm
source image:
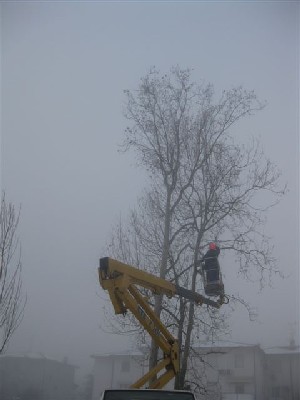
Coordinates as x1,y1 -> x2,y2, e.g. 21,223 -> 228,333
99,257 -> 224,389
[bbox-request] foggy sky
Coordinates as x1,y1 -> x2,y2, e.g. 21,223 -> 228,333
1,1 -> 299,380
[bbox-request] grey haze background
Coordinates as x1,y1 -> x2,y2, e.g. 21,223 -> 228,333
1,1 -> 299,379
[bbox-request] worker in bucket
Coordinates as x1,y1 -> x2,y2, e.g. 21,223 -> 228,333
202,242 -> 220,283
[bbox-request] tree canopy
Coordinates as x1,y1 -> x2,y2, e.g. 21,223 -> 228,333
104,67 -> 285,396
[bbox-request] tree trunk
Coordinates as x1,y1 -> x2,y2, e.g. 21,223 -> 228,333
149,190 -> 172,377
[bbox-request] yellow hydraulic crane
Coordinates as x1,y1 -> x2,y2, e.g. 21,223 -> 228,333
99,257 -> 226,390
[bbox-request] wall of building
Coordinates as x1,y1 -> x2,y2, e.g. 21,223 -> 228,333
188,346 -> 265,400
0,355 -> 76,400
91,345 -> 300,400
265,352 -> 300,400
91,353 -> 147,400
91,352 -> 175,400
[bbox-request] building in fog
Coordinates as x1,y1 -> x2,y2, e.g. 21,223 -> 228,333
91,342 -> 300,400
264,342 -> 300,400
0,353 -> 77,400
91,350 -> 148,400
190,342 -> 265,400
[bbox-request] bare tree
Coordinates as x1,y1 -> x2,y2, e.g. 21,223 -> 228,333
104,67 -> 285,393
0,193 -> 25,354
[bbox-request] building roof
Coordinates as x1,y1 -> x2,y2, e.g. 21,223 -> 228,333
91,349 -> 145,358
0,352 -> 49,360
91,341 -> 262,359
194,340 -> 259,349
91,341 -> 300,358
0,352 -> 77,368
263,346 -> 300,355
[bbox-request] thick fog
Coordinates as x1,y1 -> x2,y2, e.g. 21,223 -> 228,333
1,1 -> 299,381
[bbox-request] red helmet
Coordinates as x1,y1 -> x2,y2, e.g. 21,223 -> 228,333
209,242 -> 217,250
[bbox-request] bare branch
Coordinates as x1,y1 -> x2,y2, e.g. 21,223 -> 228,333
0,193 -> 25,354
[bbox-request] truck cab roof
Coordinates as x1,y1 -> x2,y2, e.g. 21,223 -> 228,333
101,389 -> 196,400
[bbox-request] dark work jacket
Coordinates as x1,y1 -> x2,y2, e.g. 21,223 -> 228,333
202,247 -> 220,271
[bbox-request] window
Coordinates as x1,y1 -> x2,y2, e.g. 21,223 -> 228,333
119,383 -> 130,389
219,369 -> 232,376
272,360 -> 282,372
209,354 -> 219,368
234,353 -> 244,368
207,379 -> 218,385
272,386 -> 289,397
282,386 -> 290,395
270,373 -> 277,382
272,386 -> 280,397
121,359 -> 130,372
235,383 -> 245,394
